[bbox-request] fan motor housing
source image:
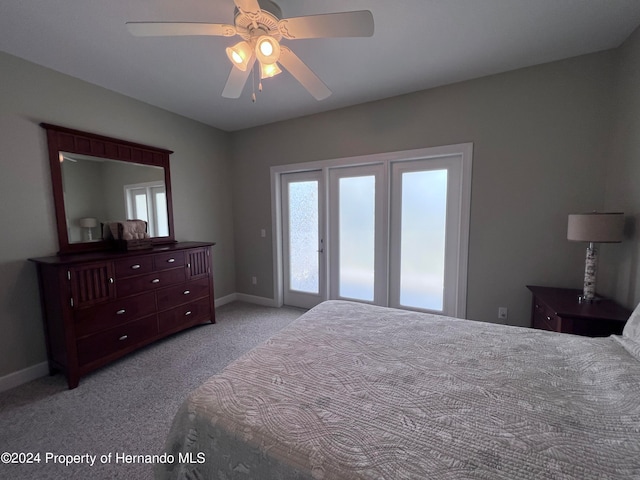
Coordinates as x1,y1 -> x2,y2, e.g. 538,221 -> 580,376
234,0 -> 283,41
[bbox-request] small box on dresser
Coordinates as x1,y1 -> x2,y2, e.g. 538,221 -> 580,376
30,242 -> 215,389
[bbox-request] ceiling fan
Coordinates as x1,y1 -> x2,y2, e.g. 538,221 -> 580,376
126,0 -> 374,101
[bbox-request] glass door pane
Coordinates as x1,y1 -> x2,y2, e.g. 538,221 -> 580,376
399,170 -> 447,311
289,181 -> 320,293
133,192 -> 149,223
338,176 -> 375,300
153,188 -> 169,237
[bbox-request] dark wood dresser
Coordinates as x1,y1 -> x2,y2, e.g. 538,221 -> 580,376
30,242 -> 215,388
527,285 -> 630,337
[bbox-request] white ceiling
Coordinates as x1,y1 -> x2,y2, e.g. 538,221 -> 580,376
2,0 -> 640,132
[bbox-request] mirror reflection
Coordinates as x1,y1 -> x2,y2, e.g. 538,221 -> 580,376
60,152 -> 168,244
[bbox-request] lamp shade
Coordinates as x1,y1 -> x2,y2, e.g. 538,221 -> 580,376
260,62 -> 282,79
226,41 -> 253,71
255,36 -> 280,65
79,217 -> 98,228
567,212 -> 624,243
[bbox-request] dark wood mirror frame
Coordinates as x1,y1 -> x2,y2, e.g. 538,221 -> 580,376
42,123 -> 176,254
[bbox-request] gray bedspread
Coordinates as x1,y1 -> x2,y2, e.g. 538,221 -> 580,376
157,300 -> 640,479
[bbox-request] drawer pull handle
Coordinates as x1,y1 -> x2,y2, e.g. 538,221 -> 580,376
183,290 -> 190,295
151,279 -> 160,284
546,316 -> 551,321
116,309 -> 126,315
119,335 -> 128,341
131,264 -> 141,270
109,277 -> 114,284
167,258 -> 175,263
185,311 -> 192,316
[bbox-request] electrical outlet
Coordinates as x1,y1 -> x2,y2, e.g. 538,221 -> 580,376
251,276 -> 257,285
498,307 -> 508,320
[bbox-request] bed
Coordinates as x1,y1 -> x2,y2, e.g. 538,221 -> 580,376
157,300 -> 640,479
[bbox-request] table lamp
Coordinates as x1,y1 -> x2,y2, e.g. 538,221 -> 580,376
567,212 -> 624,303
79,217 -> 98,241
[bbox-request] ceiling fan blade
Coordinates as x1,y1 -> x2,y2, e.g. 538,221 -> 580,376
233,0 -> 261,14
279,10 -> 374,40
126,22 -> 236,37
278,47 -> 331,101
222,57 -> 256,98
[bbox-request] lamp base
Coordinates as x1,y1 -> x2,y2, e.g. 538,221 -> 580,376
577,294 -> 601,304
582,243 -> 598,302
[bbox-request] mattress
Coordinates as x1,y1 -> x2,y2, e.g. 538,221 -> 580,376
157,300 -> 640,479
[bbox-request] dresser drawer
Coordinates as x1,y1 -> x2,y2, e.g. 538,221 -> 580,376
156,277 -> 210,312
76,315 -> 158,366
74,291 -> 156,338
532,300 -> 560,332
114,256 -> 154,278
158,297 -> 211,334
116,268 -> 186,298
154,251 -> 185,271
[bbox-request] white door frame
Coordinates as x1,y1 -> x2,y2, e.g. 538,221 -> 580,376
270,143 -> 472,317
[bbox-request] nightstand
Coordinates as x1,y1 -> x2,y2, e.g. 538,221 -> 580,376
526,285 -> 631,337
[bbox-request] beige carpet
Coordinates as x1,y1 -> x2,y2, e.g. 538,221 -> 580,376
0,301 -> 304,480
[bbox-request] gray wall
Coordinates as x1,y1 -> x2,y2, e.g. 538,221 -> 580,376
61,159 -> 109,242
601,26 -> 640,309
230,50 -> 617,327
0,51 -> 235,378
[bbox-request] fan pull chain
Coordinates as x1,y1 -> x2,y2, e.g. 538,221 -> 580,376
251,63 -> 257,103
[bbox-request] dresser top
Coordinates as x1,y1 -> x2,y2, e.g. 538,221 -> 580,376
29,241 -> 215,265
527,285 -> 631,323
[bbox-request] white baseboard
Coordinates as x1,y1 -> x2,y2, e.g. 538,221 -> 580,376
215,292 -> 278,308
235,293 -> 279,307
214,293 -> 238,307
2,294 -> 279,392
0,361 -> 49,393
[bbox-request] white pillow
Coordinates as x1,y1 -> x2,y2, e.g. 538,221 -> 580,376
623,301 -> 640,342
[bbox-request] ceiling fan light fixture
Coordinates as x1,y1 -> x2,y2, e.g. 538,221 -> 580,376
260,61 -> 282,79
225,41 -> 252,71
127,4 -> 376,102
255,35 -> 280,64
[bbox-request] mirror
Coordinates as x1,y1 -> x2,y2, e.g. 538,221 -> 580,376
60,152 -> 168,243
42,123 -> 175,254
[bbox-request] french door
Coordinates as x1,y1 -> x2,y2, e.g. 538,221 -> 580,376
328,164 -> 387,304
389,157 -> 464,314
281,171 -> 325,309
276,144 -> 471,317
124,181 -> 168,237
